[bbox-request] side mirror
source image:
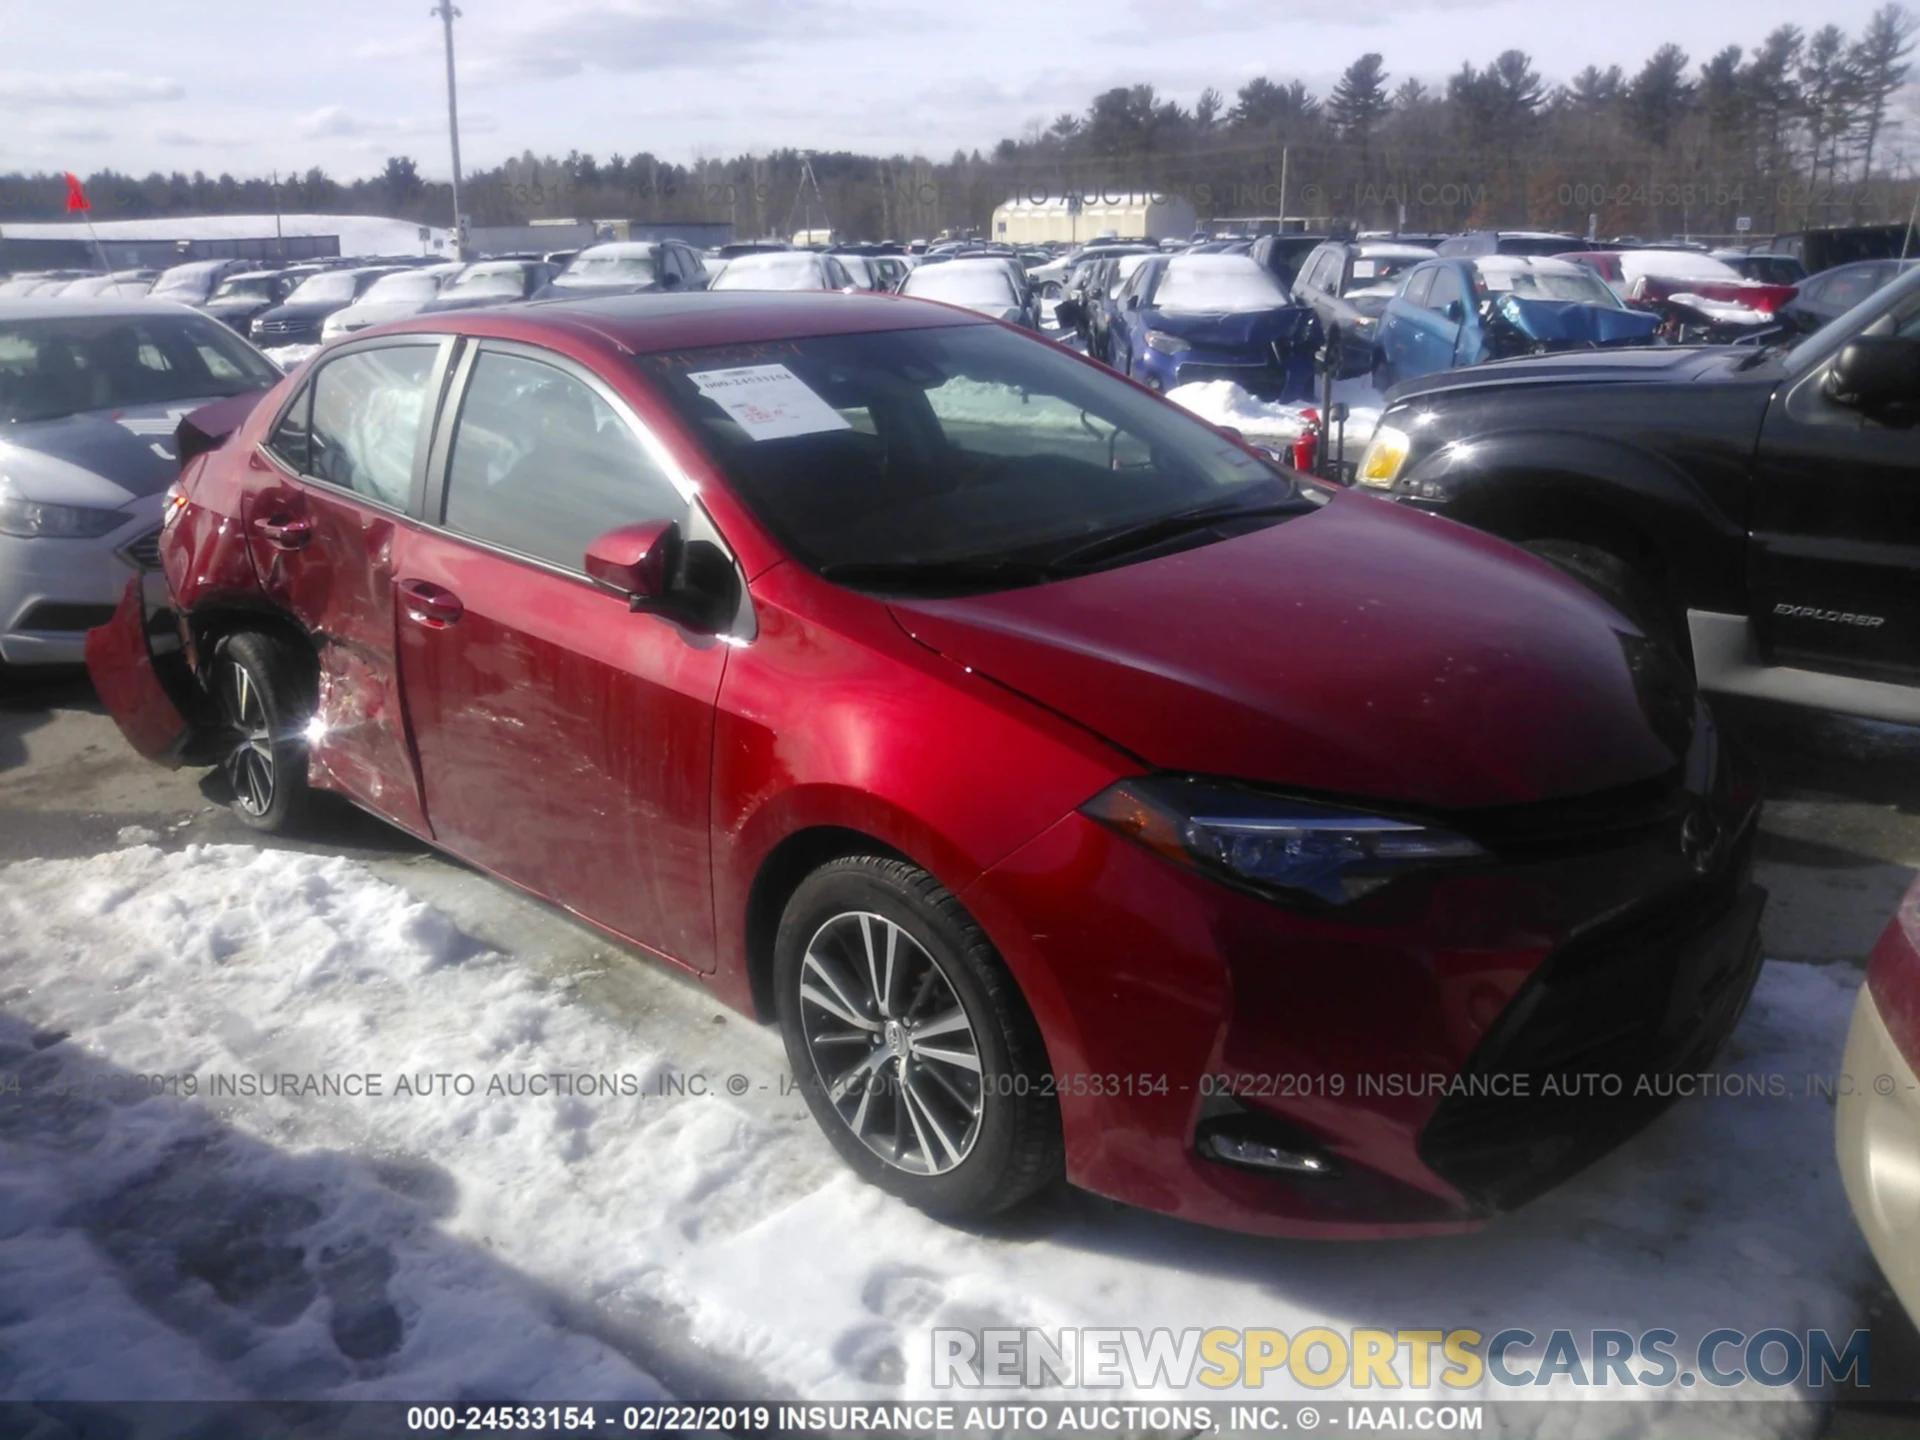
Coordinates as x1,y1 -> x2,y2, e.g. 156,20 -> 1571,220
1826,336 -> 1920,419
659,272 -> 682,290
1054,299 -> 1083,329
1125,294 -> 1140,310
1444,299 -> 1465,325
585,519 -> 682,611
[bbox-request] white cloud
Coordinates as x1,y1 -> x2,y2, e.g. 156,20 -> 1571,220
0,71 -> 184,107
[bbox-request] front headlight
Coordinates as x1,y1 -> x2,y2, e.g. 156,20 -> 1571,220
0,482 -> 127,539
1084,777 -> 1485,907
1145,329 -> 1192,354
1355,423 -> 1411,489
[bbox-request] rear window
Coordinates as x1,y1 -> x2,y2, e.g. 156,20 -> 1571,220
556,250 -> 657,286
0,312 -> 281,424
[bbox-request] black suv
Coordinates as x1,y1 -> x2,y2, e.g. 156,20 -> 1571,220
1352,266 -> 1920,723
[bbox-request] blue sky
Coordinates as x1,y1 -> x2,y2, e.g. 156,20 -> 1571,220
0,0 -> 1908,181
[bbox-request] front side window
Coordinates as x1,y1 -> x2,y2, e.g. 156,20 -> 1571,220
1426,267 -> 1466,315
306,344 -> 438,508
634,322 -> 1306,588
441,350 -> 687,572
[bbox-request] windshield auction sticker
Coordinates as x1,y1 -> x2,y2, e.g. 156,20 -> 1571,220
686,364 -> 851,441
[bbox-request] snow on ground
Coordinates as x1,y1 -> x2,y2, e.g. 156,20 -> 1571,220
0,845 -> 1870,1431
1167,377 -> 1382,454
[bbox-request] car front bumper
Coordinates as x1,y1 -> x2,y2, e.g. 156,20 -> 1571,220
0,500 -> 164,666
964,718 -> 1764,1237
1838,891 -> 1920,1322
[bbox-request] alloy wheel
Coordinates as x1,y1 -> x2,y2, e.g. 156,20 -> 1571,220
219,660 -> 275,817
797,910 -> 984,1175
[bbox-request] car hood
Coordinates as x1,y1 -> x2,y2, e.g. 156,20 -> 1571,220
1493,295 -> 1665,346
1389,343 -> 1750,401
888,492 -> 1686,811
256,301 -> 349,324
1144,305 -> 1315,349
0,396 -> 242,501
328,299 -> 429,331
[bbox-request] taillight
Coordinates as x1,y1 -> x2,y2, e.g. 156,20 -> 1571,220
1869,878 -> 1920,1073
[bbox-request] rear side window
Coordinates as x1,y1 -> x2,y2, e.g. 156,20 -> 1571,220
1401,267 -> 1437,308
440,350 -> 687,572
306,344 -> 439,508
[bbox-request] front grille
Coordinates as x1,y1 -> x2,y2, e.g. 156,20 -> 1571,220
253,318 -> 314,341
1418,842 -> 1765,1212
119,528 -> 163,572
17,601 -> 119,634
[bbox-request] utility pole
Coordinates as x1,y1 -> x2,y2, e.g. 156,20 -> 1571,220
431,0 -> 466,258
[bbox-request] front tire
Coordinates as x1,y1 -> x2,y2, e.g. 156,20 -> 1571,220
774,855 -> 1062,1219
212,631 -> 314,833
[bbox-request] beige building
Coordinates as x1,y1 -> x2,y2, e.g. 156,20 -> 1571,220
991,190 -> 1198,245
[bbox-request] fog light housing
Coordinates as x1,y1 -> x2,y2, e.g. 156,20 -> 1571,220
1203,1131 -> 1337,1175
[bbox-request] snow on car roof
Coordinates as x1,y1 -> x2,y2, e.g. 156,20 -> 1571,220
573,242 -> 660,258
1475,255 -> 1586,276
1357,242 -> 1439,259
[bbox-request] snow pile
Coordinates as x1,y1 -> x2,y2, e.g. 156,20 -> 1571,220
1168,378 -> 1382,451
0,846 -> 1873,1428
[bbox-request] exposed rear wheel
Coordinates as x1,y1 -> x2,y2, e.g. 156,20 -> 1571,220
775,855 -> 1062,1219
213,631 -> 314,833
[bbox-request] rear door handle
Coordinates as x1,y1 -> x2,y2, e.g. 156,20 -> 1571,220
398,579 -> 463,629
253,514 -> 312,550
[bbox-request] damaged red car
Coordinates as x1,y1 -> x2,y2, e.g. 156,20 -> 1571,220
88,291 -> 1765,1237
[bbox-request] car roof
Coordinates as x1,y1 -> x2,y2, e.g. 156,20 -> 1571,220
575,242 -> 661,258
1355,242 -> 1438,259
0,297 -> 203,321
381,290 -> 986,353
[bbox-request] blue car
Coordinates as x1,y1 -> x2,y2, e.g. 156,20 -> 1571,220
1373,256 -> 1663,388
1096,253 -> 1320,401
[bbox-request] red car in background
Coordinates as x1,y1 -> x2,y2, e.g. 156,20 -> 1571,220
88,291 -> 1765,1237
1558,248 -> 1798,341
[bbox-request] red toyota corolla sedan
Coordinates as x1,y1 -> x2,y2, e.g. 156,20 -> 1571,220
88,291 -> 1765,1238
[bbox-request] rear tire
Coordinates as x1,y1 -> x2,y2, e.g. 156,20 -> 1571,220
1521,540 -> 1691,669
211,631 -> 314,834
774,855 -> 1062,1220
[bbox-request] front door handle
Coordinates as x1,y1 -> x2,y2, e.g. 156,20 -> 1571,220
398,579 -> 463,629
253,514 -> 312,550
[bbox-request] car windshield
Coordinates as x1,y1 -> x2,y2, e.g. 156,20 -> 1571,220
634,322 -> 1304,587
362,272 -> 443,302
212,277 -> 277,302
555,251 -> 656,286
445,263 -> 528,296
1152,256 -> 1290,312
903,264 -> 1018,306
1343,254 -> 1427,296
285,272 -> 361,305
710,254 -> 829,290
150,264 -> 222,300
0,312 -> 281,423
1479,264 -> 1621,306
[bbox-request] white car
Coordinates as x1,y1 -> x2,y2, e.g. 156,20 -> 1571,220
320,263 -> 463,342
54,271 -> 158,300
0,299 -> 282,666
